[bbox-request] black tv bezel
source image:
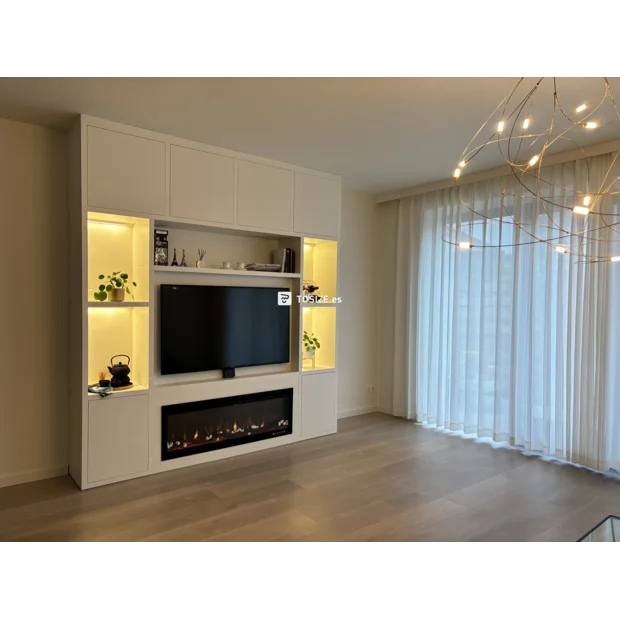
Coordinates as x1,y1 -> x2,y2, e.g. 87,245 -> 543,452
159,283 -> 291,376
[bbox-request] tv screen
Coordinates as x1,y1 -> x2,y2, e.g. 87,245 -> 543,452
160,284 -> 290,375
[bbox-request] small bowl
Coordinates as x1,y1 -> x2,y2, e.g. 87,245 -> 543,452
99,379 -> 110,387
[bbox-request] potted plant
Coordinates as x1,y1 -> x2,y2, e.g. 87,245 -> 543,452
93,272 -> 137,302
303,331 -> 320,368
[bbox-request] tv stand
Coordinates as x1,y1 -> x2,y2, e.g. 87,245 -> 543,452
222,367 -> 236,379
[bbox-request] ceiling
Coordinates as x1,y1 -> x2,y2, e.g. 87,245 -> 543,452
1,77 -> 619,195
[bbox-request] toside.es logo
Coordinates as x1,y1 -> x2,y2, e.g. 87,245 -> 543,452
277,291 -> 292,306
297,294 -> 342,304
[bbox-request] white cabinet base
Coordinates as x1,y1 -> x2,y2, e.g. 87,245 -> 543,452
87,395 -> 149,485
300,371 -> 337,438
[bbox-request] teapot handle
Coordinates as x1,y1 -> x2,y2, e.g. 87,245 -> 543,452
110,354 -> 130,366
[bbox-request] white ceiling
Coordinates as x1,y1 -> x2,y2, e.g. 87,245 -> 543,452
1,77 -> 619,195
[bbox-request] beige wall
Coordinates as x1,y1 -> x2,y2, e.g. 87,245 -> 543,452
337,188 -> 379,417
375,199 -> 399,414
0,117 -> 69,487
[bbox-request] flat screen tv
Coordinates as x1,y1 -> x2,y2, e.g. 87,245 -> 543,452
160,284 -> 290,375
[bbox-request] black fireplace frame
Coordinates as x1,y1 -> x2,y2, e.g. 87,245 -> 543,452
161,388 -> 293,461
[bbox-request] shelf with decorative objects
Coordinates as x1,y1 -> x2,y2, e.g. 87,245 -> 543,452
87,384 -> 149,399
153,266 -> 301,279
152,219 -> 301,279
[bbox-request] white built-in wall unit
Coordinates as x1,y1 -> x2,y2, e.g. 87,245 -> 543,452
68,115 -> 341,489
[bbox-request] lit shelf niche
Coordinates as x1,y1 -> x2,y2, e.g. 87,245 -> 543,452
302,237 -> 338,372
87,212 -> 149,303
87,212 -> 150,391
88,306 -> 149,389
302,305 -> 336,371
303,238 -> 337,299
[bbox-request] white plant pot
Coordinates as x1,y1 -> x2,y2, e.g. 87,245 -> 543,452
303,349 -> 316,368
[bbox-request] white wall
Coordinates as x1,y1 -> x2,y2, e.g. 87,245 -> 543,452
0,117 -> 69,487
375,199 -> 399,414
337,188 -> 379,417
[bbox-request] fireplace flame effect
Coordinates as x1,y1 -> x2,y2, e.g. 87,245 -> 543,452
167,417 -> 290,453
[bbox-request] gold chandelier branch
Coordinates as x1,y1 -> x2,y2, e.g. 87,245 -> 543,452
448,77 -> 620,263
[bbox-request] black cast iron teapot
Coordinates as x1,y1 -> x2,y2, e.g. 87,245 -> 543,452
108,354 -> 132,388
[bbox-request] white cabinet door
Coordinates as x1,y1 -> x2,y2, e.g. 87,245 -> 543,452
170,145 -> 234,224
87,126 -> 166,215
237,160 -> 292,231
88,395 -> 149,484
294,173 -> 341,238
301,372 -> 337,438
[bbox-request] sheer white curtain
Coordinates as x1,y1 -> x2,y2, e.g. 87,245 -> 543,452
393,152 -> 620,472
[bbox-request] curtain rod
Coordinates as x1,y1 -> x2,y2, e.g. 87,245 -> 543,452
374,137 -> 620,204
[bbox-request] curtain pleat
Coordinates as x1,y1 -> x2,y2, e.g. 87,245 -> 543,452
392,152 -> 620,472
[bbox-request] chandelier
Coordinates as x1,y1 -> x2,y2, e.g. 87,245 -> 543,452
447,77 -> 620,263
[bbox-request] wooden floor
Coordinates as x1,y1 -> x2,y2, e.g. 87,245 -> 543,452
1,413 -> 620,541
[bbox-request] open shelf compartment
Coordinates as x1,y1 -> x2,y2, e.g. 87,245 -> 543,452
302,306 -> 336,371
154,220 -> 301,274
87,211 -> 150,304
303,237 -> 338,300
88,306 -> 149,391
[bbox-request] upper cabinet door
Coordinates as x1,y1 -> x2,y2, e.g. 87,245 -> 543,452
170,145 -> 234,224
237,160 -> 292,232
87,126 -> 166,216
294,173 -> 341,238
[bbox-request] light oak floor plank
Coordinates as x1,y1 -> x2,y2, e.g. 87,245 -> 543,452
1,413 -> 619,541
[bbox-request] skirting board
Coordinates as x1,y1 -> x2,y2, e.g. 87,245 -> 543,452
338,406 -> 378,419
0,465 -> 68,489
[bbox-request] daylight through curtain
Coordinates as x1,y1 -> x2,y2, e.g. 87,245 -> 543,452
394,152 -> 620,472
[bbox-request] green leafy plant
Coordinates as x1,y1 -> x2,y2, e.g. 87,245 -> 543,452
93,272 -> 137,301
303,330 -> 320,353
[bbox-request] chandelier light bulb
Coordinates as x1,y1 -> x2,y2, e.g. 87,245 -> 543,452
583,195 -> 591,206
555,246 -> 567,254
459,161 -> 467,168
611,256 -> 620,262
573,206 -> 591,215
454,168 -> 461,179
458,242 -> 473,250
497,121 -> 505,133
522,118 -> 530,130
528,155 -> 540,166
584,122 -> 598,129
575,103 -> 588,113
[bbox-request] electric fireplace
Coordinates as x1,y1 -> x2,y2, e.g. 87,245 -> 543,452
161,388 -> 293,461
